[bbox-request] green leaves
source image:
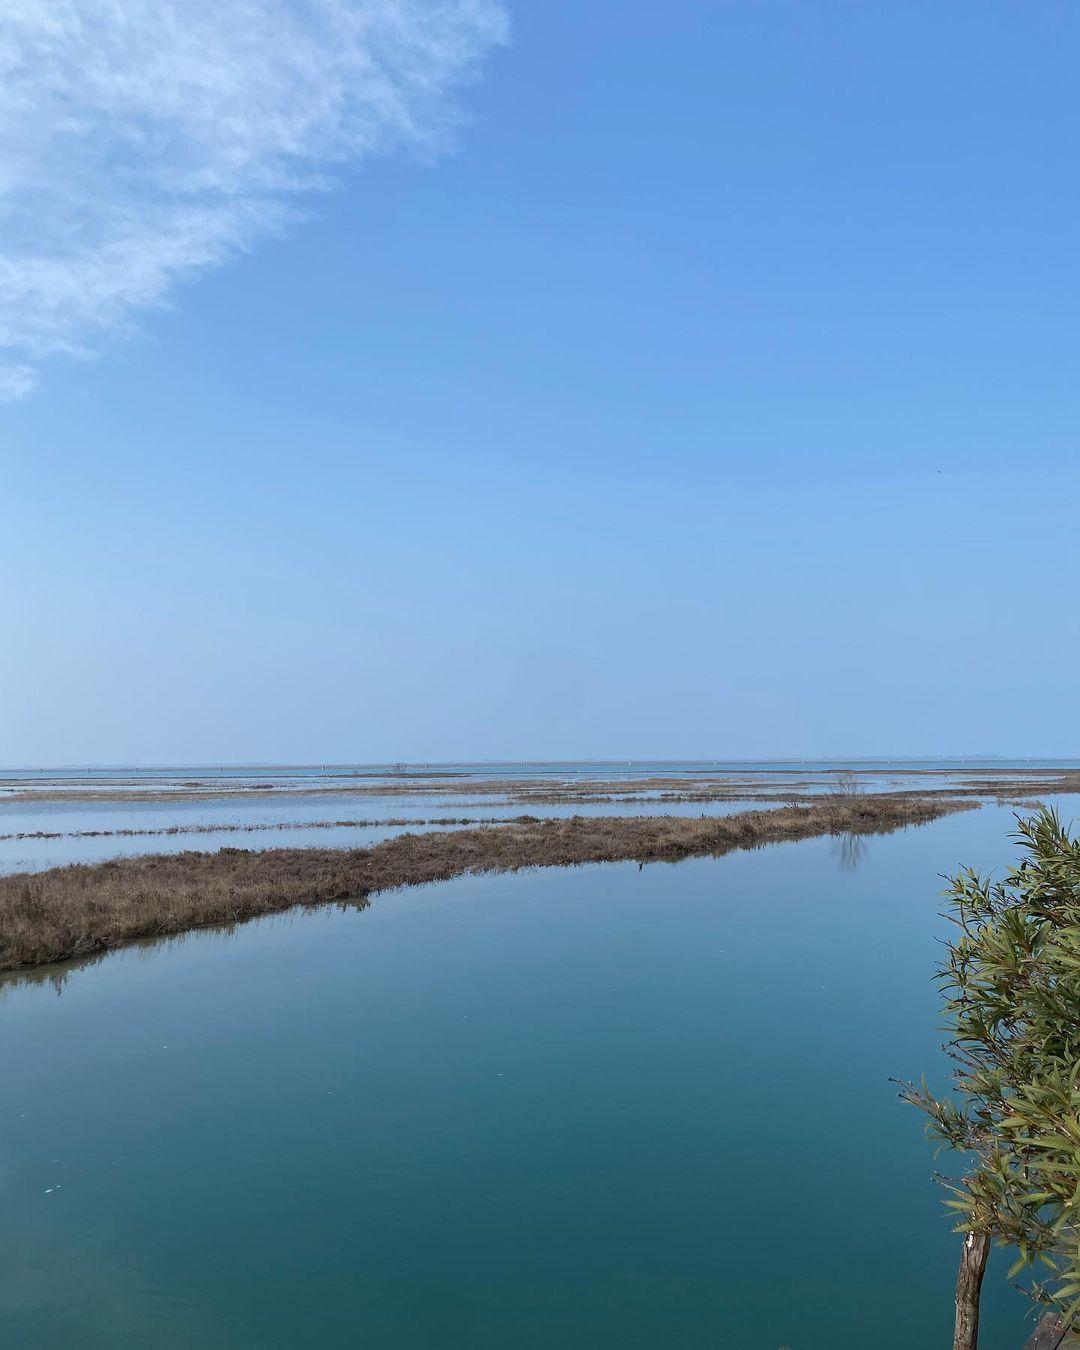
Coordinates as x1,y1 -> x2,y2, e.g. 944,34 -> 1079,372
902,807 -> 1080,1316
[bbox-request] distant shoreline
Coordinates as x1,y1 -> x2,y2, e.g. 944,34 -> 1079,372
1,765 -> 1077,806
0,797 -> 975,973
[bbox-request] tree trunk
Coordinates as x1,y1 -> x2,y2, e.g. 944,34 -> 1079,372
954,1230 -> 990,1350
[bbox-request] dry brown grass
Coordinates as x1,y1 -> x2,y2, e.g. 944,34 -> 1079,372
0,797 -> 973,972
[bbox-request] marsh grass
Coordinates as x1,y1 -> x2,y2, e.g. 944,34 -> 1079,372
0,797 -> 972,971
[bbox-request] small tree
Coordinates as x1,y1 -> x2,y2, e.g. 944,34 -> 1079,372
830,769 -> 863,803
899,808 -> 1080,1350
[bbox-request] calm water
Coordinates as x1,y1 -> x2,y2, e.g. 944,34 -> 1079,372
0,792 -> 768,875
3,757 -> 1076,875
3,800 -> 1070,1348
3,757 -> 1076,786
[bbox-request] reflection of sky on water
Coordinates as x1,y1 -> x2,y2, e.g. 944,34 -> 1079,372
1,759 -> 1075,874
0,797 -> 772,874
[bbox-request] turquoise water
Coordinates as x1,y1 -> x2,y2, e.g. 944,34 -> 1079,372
1,802 -> 1068,1348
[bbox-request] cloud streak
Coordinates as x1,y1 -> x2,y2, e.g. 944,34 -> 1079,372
0,0 -> 508,397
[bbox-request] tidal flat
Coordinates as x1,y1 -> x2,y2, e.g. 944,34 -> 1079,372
0,796 -> 971,971
2,758 -> 1076,877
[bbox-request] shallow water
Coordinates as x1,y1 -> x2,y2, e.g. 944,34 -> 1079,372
2,799 -> 1070,1349
3,754 -> 1076,874
0,794 -> 769,874
3,756 -> 1075,788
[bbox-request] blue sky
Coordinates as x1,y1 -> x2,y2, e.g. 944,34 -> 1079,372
3,1 -> 1079,765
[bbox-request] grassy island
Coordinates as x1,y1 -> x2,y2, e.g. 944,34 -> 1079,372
0,796 -> 972,972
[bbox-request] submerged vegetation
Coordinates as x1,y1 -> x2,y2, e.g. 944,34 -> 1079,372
0,796 -> 970,972
900,809 -> 1080,1350
0,815 -> 527,842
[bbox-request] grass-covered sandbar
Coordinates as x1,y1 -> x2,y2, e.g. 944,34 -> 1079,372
0,795 -> 972,972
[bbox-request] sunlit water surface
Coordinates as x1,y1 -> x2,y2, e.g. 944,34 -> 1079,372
5,799 -> 1076,1349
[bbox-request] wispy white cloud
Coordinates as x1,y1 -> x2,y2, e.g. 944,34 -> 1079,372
0,0 -> 507,398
